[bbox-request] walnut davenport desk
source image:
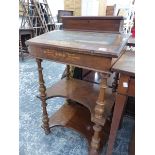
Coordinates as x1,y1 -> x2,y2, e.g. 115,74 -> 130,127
107,51 -> 135,155
26,16 -> 129,155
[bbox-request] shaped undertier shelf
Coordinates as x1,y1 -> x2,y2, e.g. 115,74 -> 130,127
38,78 -> 115,151
42,78 -> 114,125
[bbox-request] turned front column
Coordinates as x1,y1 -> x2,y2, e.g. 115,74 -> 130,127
36,58 -> 50,134
90,73 -> 109,155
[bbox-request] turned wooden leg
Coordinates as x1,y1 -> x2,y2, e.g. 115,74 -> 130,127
90,73 -> 109,154
36,58 -> 50,134
90,124 -> 102,155
106,94 -> 127,155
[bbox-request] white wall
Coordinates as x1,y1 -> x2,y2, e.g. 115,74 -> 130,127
81,0 -> 133,16
82,0 -> 99,16
48,0 -> 64,21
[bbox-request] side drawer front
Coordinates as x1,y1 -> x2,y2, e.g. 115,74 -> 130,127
29,46 -> 112,73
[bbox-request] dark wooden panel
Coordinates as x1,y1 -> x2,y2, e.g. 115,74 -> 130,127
63,19 -> 122,32
57,10 -> 74,23
62,16 -> 124,32
128,78 -> 135,97
62,16 -> 124,20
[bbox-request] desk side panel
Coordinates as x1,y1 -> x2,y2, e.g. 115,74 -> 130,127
62,17 -> 124,32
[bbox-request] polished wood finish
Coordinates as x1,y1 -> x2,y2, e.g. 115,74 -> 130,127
27,30 -> 129,58
60,16 -> 125,82
26,27 -> 129,154
49,102 -> 95,142
38,78 -> 114,124
62,16 -> 124,33
107,51 -> 135,155
90,73 -> 109,154
60,16 -> 125,85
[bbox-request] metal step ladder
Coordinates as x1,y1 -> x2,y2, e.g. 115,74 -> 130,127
20,0 -> 55,36
20,0 -> 33,29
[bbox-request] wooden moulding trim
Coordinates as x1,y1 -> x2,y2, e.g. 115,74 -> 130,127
61,16 -> 125,20
28,46 -> 113,73
27,42 -> 120,58
62,28 -> 121,33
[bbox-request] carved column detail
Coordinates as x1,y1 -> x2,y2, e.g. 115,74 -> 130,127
90,73 -> 109,154
94,73 -> 109,119
36,58 -> 50,134
90,124 -> 102,155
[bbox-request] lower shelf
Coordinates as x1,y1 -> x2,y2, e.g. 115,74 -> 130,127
46,101 -> 110,151
43,78 -> 115,125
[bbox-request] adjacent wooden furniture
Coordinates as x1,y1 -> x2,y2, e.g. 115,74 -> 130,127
55,10 -> 74,30
106,51 -> 135,155
19,28 -> 34,61
106,5 -> 116,16
57,10 -> 74,23
26,17 -> 129,155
